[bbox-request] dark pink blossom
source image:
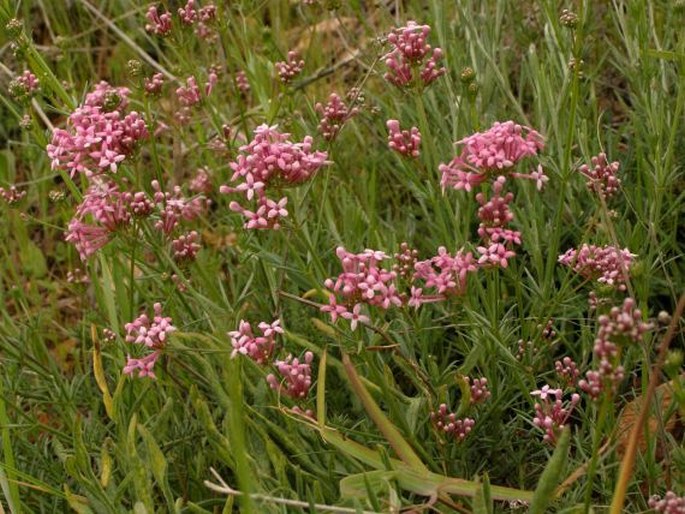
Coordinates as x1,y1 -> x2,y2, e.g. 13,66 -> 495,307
46,82 -> 147,178
386,119 -> 421,158
430,404 -> 474,442
172,231 -> 201,261
145,5 -> 172,36
267,351 -> 314,399
578,152 -> 621,199
316,93 -> 359,141
649,491 -> 685,514
276,51 -> 304,84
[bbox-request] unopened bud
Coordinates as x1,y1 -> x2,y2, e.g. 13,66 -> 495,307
127,59 -> 143,77
5,18 -> 23,39
560,9 -> 578,28
460,66 -> 476,84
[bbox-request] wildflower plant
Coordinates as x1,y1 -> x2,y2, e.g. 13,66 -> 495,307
2,3 -> 683,514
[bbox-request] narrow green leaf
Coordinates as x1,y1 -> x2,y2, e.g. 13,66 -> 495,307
316,348 -> 327,428
341,352 -> 427,471
473,473 -> 493,514
137,424 -> 174,508
530,427 -> 571,514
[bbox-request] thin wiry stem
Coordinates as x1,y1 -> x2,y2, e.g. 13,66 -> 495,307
205,468 -> 380,514
77,0 -> 178,82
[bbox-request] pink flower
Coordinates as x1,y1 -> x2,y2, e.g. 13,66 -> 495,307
384,21 -> 446,88
235,70 -> 250,95
386,119 -> 421,158
220,125 -> 328,230
144,73 -> 164,95
14,70 -> 40,95
124,350 -> 161,379
531,385 -> 580,444
145,5 -> 172,36
477,243 -> 516,268
123,304 -> 175,379
275,51 -> 304,84
266,351 -> 314,399
578,152 -> 621,199
320,295 -> 348,323
558,244 -> 635,290
341,303 -> 370,331
46,82 -> 147,178
176,76 -> 201,107
316,93 -> 359,141
229,319 -> 282,364
178,0 -> 197,25
125,302 -> 176,348
0,185 -> 26,204
649,491 -> 685,514
172,231 -> 201,261
430,404 -> 474,442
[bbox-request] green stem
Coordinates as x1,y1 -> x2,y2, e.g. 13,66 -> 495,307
584,392 -> 611,512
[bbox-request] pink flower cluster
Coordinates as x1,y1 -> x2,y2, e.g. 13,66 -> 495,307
474,175 -> 520,268
267,351 -> 314,399
123,303 -> 176,379
411,246 -> 478,306
467,377 -> 491,405
321,247 -> 401,330
554,356 -> 580,388
235,70 -> 250,95
144,73 -> 164,95
65,180 -> 133,260
384,21 -> 446,88
386,119 -> 421,158
558,244 -> 635,291
321,244 -> 481,326
145,5 -> 172,36
9,70 -> 39,100
151,179 -> 208,236
578,152 -> 621,199
220,124 -> 329,230
578,298 -> 652,399
16,70 -> 40,93
316,93 -> 359,141
531,385 -> 580,444
439,121 -> 544,192
47,81 -> 148,178
65,177 -> 208,261
145,1 -> 216,38
0,185 -> 26,204
430,404 -> 474,442
229,319 -> 282,364
228,319 -> 315,401
649,492 -> 685,514
276,51 -> 304,84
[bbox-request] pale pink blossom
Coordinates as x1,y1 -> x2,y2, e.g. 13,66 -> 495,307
384,21 -> 446,88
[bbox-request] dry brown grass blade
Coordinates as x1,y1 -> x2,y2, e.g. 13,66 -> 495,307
615,377 -> 683,457
610,292 -> 685,514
